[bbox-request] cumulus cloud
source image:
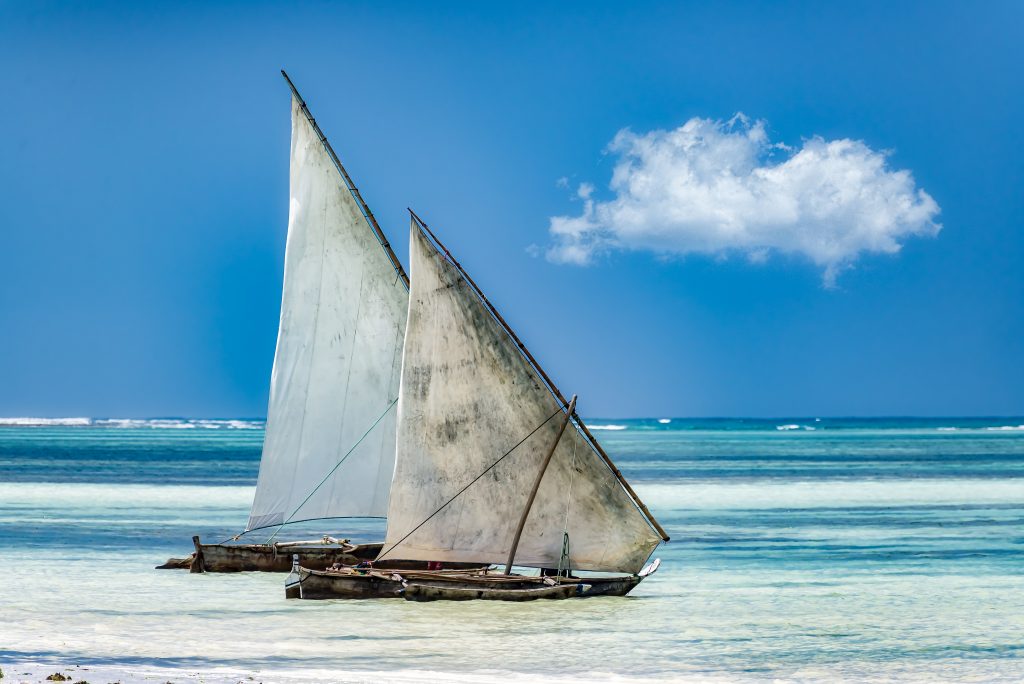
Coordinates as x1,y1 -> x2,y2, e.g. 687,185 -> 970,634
547,115 -> 941,286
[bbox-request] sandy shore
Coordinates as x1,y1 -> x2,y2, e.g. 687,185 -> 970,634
0,662 -> 666,684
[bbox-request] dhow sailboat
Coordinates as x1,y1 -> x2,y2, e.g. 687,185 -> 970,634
160,72 -> 477,574
286,212 -> 669,600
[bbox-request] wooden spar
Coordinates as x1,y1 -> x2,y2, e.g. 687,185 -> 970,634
504,395 -> 577,575
280,69 -> 410,289
408,209 -> 670,542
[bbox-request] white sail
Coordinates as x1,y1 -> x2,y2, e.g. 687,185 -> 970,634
247,96 -> 408,531
379,221 -> 661,573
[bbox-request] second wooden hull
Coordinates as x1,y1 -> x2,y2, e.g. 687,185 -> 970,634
287,567 -> 501,599
287,566 -> 644,600
403,582 -> 583,601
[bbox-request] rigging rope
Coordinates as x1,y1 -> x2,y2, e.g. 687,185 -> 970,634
376,404 -> 567,561
263,397 -> 399,544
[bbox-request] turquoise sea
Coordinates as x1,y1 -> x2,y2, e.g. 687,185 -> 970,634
1,417 -> 1023,683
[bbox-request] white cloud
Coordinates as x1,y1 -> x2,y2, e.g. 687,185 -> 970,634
547,115 -> 941,286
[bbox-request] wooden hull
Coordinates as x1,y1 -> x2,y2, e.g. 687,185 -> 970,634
575,574 -> 642,597
159,540 -> 495,573
289,567 -> 404,599
287,566 -> 494,599
403,582 -> 583,601
287,566 -> 644,600
197,543 -> 374,572
157,538 -> 382,573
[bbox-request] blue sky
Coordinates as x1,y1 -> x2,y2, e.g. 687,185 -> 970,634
1,1 -> 1021,418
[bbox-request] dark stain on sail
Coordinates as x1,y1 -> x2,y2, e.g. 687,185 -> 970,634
436,414 -> 471,444
406,364 -> 432,401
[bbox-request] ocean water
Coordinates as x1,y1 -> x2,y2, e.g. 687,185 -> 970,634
1,417 -> 1023,683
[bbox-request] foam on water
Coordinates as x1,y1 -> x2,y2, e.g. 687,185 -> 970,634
0,417 -> 265,429
8,662 -> 677,684
0,416 -> 93,426
638,478 -> 1024,511
0,481 -> 254,509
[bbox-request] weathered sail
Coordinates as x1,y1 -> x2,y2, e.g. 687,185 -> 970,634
379,221 -> 661,573
247,96 -> 408,531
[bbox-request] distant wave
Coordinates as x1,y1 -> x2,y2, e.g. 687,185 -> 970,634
0,417 -> 264,429
0,417 -> 92,426
96,419 -> 264,430
5,417 -> 1023,433
937,425 -> 1024,432
776,424 -> 816,431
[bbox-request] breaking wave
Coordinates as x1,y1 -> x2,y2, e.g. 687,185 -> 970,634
937,425 -> 1024,433
0,417 -> 92,426
588,424 -> 628,431
0,417 -> 264,429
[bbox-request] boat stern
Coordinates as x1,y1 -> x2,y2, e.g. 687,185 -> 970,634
284,554 -> 302,599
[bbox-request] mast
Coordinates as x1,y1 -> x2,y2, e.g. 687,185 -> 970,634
408,209 -> 669,542
504,395 -> 577,574
281,69 -> 409,289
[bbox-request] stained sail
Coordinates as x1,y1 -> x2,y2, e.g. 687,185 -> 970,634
247,95 -> 408,531
379,220 -> 661,573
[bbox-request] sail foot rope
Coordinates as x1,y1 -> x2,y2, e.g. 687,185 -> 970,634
376,404 -> 567,561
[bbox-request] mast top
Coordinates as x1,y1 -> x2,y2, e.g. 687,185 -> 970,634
281,69 -> 409,289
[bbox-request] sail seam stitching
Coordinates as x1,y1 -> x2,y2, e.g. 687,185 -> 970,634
283,173 -> 331,518
375,309 -> 405,514
330,263 -> 367,511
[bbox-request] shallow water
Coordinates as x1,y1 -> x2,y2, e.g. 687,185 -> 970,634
1,418 -> 1023,682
